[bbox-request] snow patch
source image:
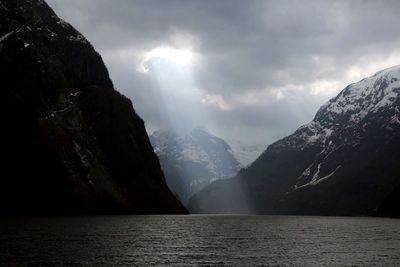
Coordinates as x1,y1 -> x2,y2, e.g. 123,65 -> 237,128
0,31 -> 14,49
70,91 -> 82,97
74,142 -> 90,169
295,165 -> 341,190
390,114 -> 400,125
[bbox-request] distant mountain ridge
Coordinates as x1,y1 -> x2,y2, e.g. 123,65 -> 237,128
150,127 -> 241,204
0,0 -> 186,214
189,66 -> 400,217
225,139 -> 265,167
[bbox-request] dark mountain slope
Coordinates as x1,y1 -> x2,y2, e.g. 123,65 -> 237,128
0,0 -> 186,214
189,66 -> 400,216
375,183 -> 400,218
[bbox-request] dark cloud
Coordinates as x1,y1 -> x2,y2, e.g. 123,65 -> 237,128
47,0 -> 400,146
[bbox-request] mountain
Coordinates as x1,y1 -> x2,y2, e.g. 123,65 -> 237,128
189,66 -> 400,217
150,127 -> 241,205
226,139 -> 265,167
0,0 -> 186,214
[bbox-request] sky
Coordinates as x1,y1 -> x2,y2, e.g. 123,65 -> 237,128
47,0 -> 400,149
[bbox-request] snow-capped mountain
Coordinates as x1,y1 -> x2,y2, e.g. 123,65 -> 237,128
274,65 -> 400,191
150,127 -> 241,204
189,66 -> 400,216
279,65 -> 400,150
226,139 -> 265,167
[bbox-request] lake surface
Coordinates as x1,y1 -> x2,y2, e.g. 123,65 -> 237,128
0,215 -> 399,266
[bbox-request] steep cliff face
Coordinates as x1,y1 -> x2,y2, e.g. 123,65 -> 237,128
0,0 -> 186,214
189,66 -> 400,216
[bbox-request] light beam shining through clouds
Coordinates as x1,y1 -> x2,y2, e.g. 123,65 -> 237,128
141,46 -> 255,211
142,47 -> 196,72
142,46 -> 206,133
46,0 -> 400,158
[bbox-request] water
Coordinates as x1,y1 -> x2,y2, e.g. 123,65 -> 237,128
0,215 -> 399,266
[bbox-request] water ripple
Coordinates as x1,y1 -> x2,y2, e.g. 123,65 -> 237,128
0,215 -> 399,266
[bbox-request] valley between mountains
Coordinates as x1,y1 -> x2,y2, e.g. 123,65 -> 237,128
1,0 -> 399,218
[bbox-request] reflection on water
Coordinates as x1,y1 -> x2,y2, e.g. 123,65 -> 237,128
0,215 -> 399,266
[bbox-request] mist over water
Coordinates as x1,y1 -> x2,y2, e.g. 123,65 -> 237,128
1,216 -> 399,266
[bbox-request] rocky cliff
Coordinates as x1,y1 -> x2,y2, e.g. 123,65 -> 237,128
0,0 -> 186,214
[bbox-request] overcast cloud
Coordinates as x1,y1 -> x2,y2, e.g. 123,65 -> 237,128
47,0 -> 400,147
